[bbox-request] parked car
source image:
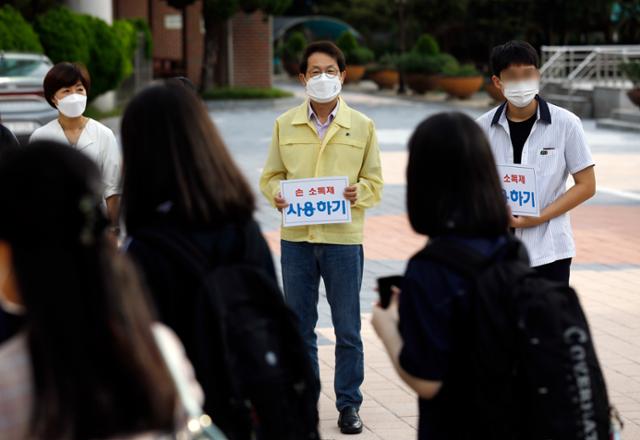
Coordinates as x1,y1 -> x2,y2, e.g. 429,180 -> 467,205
0,52 -> 58,144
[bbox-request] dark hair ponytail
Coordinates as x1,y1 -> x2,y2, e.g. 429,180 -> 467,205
0,142 -> 177,439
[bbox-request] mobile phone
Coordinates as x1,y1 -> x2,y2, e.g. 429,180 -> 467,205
377,275 -> 403,309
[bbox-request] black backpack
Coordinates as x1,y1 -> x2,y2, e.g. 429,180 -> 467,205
416,236 -> 612,440
135,229 -> 320,440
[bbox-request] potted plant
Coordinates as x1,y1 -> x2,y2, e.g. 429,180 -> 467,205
439,63 -> 484,99
396,34 -> 455,94
398,52 -> 457,94
367,54 -> 399,89
336,31 -> 375,84
281,31 -> 307,77
621,61 -> 640,108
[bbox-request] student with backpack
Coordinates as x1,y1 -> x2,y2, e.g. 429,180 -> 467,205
371,112 -> 612,440
0,141 -> 203,439
476,41 -> 596,285
120,82 -> 319,440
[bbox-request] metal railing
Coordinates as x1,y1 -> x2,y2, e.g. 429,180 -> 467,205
540,45 -> 640,90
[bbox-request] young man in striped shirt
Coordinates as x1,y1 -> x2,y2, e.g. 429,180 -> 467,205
476,40 -> 596,285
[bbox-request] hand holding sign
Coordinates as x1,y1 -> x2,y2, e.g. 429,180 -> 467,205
498,164 -> 540,217
344,185 -> 358,205
280,176 -> 352,227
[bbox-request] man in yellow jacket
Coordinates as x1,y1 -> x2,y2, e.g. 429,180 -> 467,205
260,41 -> 383,434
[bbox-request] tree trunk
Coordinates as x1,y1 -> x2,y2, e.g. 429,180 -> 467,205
199,18 -> 219,93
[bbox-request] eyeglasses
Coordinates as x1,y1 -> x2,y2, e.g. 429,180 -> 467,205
308,68 -> 339,79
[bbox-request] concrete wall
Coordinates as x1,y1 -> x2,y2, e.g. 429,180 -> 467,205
593,86 -> 636,119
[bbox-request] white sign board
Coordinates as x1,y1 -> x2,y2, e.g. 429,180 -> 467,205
164,14 -> 182,30
280,176 -> 352,227
497,164 -> 540,217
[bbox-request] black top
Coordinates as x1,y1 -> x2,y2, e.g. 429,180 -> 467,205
507,112 -> 537,164
399,235 -> 508,440
0,123 -> 19,154
127,217 -> 276,327
126,216 -> 276,370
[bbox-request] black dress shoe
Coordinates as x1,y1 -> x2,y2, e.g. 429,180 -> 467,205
338,406 -> 363,434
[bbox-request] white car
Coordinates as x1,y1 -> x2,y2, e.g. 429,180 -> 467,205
0,52 -> 58,144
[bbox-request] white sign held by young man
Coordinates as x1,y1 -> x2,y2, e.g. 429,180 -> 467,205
281,176 -> 352,227
498,164 -> 540,217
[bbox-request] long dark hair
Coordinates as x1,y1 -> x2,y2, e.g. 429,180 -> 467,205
0,142 -> 177,439
120,82 -> 255,234
406,112 -> 509,237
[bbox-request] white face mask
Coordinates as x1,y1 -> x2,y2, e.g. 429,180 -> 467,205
0,269 -> 24,316
502,79 -> 539,108
305,73 -> 342,104
57,93 -> 87,118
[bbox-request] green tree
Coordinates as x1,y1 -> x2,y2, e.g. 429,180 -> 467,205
0,5 -> 43,53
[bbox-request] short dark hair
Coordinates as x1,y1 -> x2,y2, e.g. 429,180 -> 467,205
299,41 -> 346,74
407,112 -> 509,237
490,40 -> 539,77
121,82 -> 255,233
43,62 -> 91,108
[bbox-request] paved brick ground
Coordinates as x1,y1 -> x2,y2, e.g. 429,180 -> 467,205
209,85 -> 640,439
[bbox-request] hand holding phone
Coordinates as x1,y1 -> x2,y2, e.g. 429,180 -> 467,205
377,275 -> 403,309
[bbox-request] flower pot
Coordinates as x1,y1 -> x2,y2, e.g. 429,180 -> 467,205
484,81 -> 505,102
283,60 -> 300,77
345,65 -> 366,84
439,76 -> 484,99
627,88 -> 640,108
405,73 -> 441,94
370,69 -> 399,89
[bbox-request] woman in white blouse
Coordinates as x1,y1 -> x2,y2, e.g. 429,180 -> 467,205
0,142 -> 203,439
30,62 -> 121,227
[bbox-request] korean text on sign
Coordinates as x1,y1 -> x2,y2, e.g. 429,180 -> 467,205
280,176 -> 352,227
497,164 -> 540,217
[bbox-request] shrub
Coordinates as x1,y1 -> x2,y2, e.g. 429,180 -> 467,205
128,18 -> 153,59
78,14 -> 126,99
350,46 -> 374,65
413,34 -> 439,56
336,31 -> 374,66
283,31 -> 307,62
112,19 -> 137,79
201,86 -> 293,100
0,5 -> 43,53
35,6 -> 91,66
336,31 -> 358,54
36,6 -> 137,100
442,62 -> 480,77
367,53 -> 399,74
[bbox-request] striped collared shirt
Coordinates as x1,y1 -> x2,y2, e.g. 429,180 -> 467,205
308,101 -> 339,140
476,96 -> 595,267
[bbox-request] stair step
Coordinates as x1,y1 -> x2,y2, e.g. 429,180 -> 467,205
596,118 -> 640,133
545,93 -> 590,103
612,108 -> 640,124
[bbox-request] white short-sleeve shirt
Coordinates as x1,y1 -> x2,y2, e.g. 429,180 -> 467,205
29,118 -> 122,200
476,96 -> 595,267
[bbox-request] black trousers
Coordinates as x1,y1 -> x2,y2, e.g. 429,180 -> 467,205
534,258 -> 572,285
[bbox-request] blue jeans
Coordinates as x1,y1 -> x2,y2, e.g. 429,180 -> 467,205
281,240 -> 364,411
